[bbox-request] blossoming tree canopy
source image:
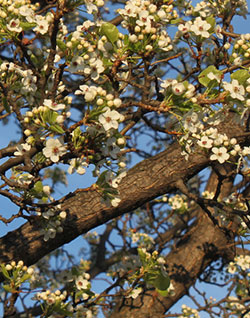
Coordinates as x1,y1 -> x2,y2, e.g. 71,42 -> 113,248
1,0 -> 250,317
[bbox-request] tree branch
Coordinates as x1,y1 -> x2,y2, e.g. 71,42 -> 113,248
0,113 -> 247,278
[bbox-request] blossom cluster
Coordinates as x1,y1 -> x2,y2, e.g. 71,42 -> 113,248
179,304 -> 200,318
34,267 -> 96,317
35,289 -> 67,306
2,0 -> 250,316
191,0 -> 248,19
227,254 -> 250,274
168,194 -> 188,212
175,0 -> 248,43
37,207 -> 67,241
117,0 -> 174,53
226,296 -> 250,317
130,230 -> 155,248
232,33 -> 250,65
64,19 -> 114,81
1,261 -> 35,293
180,113 -> 250,166
177,16 -> 215,40
226,254 -> 250,316
0,61 -> 38,104
0,1 -> 51,34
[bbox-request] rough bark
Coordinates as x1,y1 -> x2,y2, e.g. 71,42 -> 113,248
109,213 -> 235,318
0,113 -> 247,279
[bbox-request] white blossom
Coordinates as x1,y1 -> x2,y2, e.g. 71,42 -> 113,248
210,147 -> 230,164
197,136 -> 213,149
223,79 -> 245,101
75,85 -> 97,102
14,143 -> 31,156
43,99 -> 65,111
190,17 -> 211,38
42,138 -> 67,162
68,158 -> 88,175
67,56 -> 85,73
7,19 -> 22,33
99,108 -> 124,131
34,15 -> 49,35
75,275 -> 89,290
127,287 -> 143,299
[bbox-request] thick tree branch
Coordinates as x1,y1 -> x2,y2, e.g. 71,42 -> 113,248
0,113 -> 247,279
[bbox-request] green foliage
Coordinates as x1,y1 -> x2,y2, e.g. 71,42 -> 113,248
198,65 -> 222,87
72,127 -> 85,149
231,69 -> 249,85
2,96 -> 10,113
99,23 -> 119,44
40,109 -> 65,134
19,21 -> 36,31
137,248 -> 170,295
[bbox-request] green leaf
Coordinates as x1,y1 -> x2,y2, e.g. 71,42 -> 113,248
20,21 -> 36,31
198,65 -> 222,87
49,124 -> 65,134
123,34 -> 129,46
206,16 -> 215,30
1,264 -> 11,279
34,152 -> 47,163
19,273 -> 31,284
151,271 -> 170,291
231,69 -> 249,85
34,181 -> 43,193
3,96 -> 10,113
137,248 -> 148,267
156,288 -> 169,297
88,108 -> 106,120
42,109 -> 58,125
170,18 -> 182,24
96,171 -> 108,186
30,54 -> 39,66
100,23 -> 119,44
55,306 -> 73,316
3,284 -> 15,293
102,58 -> 114,67
56,39 -> 67,51
71,267 -> 78,276
73,127 -> 82,139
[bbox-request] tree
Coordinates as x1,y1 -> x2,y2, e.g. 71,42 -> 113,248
1,0 -> 250,317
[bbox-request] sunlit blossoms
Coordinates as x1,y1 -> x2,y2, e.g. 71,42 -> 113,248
42,138 -> 67,162
67,56 -> 85,73
75,85 -> 98,102
99,108 -> 124,131
223,79 -> 245,101
68,158 -> 88,175
43,99 -> 65,111
14,143 -> 31,156
190,17 -> 211,38
210,147 -> 230,164
34,15 -> 49,34
75,275 -> 89,290
7,19 -> 22,33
